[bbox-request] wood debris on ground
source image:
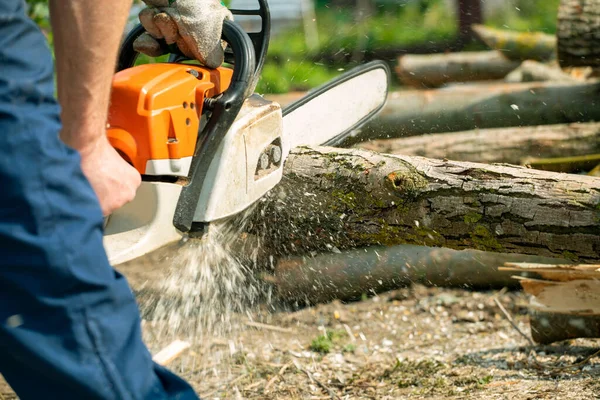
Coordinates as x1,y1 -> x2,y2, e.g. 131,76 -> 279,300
500,262 -> 600,345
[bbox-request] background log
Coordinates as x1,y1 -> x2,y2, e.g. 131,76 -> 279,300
471,24 -> 557,62
353,81 -> 600,144
271,245 -> 568,304
523,153 -> 600,173
354,122 -> 600,165
248,146 -> 600,263
557,0 -> 600,68
396,51 -> 520,87
504,60 -> 581,83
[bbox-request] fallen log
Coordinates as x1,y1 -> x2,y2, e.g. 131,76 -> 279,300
557,0 -> 600,68
249,146 -> 600,263
396,51 -> 520,88
504,60 -> 581,83
354,80 -> 600,144
271,245 -> 568,304
354,122 -> 600,166
471,24 -> 557,62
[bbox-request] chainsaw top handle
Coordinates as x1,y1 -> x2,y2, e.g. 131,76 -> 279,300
117,19 -> 255,95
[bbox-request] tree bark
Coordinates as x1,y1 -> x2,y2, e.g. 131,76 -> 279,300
396,51 -> 520,88
248,146 -> 600,263
354,122 -> 600,166
557,0 -> 600,68
353,81 -> 600,144
457,0 -> 483,44
271,245 -> 568,304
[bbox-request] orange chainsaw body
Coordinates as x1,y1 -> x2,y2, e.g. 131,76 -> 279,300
107,63 -> 233,174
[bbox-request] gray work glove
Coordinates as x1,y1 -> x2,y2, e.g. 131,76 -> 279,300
133,0 -> 233,68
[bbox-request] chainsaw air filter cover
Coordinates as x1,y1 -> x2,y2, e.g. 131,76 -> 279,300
107,64 -> 233,177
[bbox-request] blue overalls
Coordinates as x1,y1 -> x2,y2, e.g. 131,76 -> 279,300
0,1 -> 199,398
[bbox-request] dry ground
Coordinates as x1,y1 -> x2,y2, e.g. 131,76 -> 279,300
3,280 -> 599,399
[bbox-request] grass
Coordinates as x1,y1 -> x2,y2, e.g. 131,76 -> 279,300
380,358 -> 494,395
308,329 -> 349,354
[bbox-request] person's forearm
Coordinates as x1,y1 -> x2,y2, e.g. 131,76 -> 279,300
49,0 -> 133,156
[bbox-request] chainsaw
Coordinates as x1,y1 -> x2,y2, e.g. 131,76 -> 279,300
103,0 -> 390,266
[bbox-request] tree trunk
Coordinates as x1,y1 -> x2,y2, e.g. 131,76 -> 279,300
457,0 -> 483,44
396,51 -> 520,88
248,146 -> 600,263
354,122 -> 600,166
557,0 -> 600,68
271,245 -> 568,304
353,81 -> 600,144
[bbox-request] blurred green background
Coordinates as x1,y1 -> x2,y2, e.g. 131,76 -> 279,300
25,0 -> 561,94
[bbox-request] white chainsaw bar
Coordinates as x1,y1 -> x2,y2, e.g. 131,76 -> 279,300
104,61 -> 390,266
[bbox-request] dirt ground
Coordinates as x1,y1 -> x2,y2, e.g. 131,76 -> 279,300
3,278 -> 599,399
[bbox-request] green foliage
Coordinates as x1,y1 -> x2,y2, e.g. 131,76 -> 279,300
484,0 -> 561,34
24,0 -> 563,95
25,0 -> 51,44
255,60 -> 339,94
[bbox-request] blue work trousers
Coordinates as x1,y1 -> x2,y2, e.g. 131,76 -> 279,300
0,1 -> 199,399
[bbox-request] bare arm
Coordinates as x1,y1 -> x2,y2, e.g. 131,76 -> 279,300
49,1 -> 141,216
49,0 -> 132,155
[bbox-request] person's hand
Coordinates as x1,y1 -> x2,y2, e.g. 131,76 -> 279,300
133,0 -> 233,68
79,137 -> 142,216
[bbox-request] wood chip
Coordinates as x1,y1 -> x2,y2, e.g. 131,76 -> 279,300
513,276 -> 600,314
245,321 -> 294,334
153,340 -> 191,366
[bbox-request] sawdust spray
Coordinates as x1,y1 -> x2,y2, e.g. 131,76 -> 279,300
140,203 -> 271,347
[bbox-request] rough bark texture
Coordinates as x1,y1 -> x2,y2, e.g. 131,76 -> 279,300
557,0 -> 600,67
471,24 -> 557,62
272,245 -> 568,304
396,51 -> 520,87
354,122 -> 600,166
249,146 -> 600,263
354,81 -> 600,144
